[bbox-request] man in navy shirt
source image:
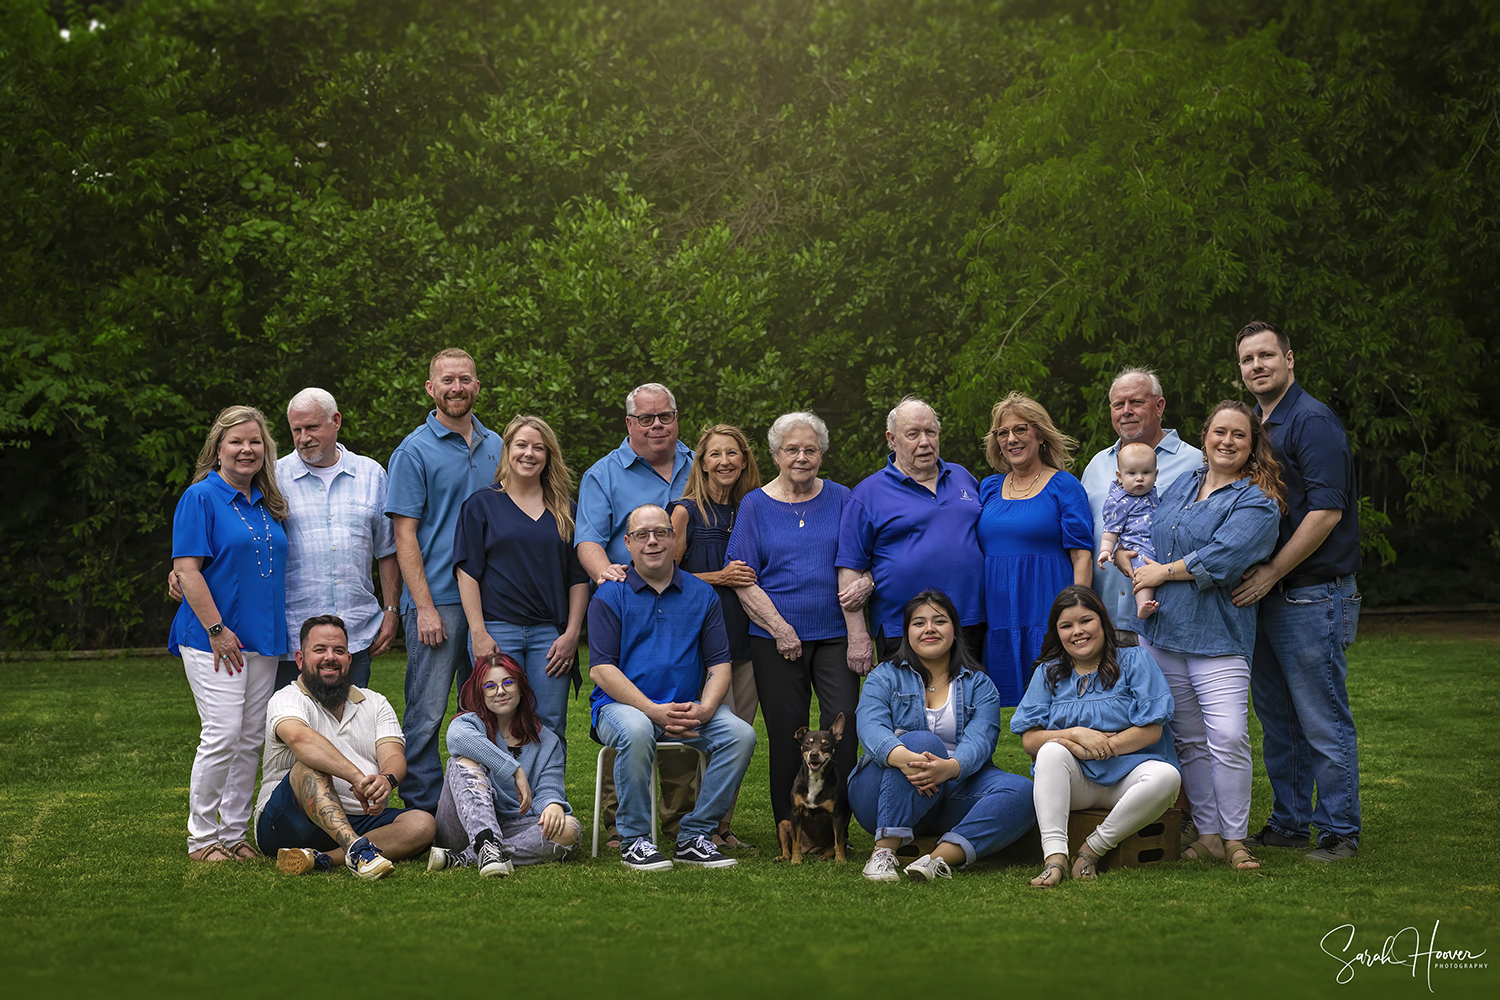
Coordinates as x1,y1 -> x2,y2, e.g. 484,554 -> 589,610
588,504 -> 756,871
1231,321 -> 1362,862
837,396 -> 986,669
384,348 -> 502,814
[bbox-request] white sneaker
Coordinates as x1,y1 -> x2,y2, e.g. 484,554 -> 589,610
346,836 -> 394,881
862,847 -> 900,883
905,854 -> 953,883
426,846 -> 451,872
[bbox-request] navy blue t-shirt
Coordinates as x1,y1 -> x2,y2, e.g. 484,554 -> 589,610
1257,382 -> 1361,579
452,487 -> 588,629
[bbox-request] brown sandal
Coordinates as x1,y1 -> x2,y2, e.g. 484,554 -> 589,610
188,842 -> 233,863
1228,845 -> 1262,871
224,840 -> 260,860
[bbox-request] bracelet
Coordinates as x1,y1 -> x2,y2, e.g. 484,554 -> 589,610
1167,565 -> 1175,579
382,605 -> 398,614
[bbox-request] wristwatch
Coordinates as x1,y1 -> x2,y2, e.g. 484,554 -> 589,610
207,622 -> 224,637
384,774 -> 400,791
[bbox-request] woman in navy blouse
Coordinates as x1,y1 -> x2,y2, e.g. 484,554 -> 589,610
978,393 -> 1095,705
667,423 -> 762,848
169,406 -> 290,862
1134,400 -> 1284,872
455,415 -> 588,759
726,411 -> 861,841
1012,586 -> 1181,887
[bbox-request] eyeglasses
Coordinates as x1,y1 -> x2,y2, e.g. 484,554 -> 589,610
779,446 -> 821,459
482,678 -> 517,696
629,410 -> 678,427
993,424 -> 1031,440
627,527 -> 675,541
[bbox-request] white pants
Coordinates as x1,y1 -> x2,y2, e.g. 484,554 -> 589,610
181,646 -> 276,853
1033,741 -> 1181,858
1145,643 -> 1253,841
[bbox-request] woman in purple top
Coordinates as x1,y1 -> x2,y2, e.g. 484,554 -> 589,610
169,405 -> 289,862
978,393 -> 1094,706
726,412 -> 862,835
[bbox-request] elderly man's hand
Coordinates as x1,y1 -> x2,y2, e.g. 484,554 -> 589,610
596,564 -> 629,585
837,575 -> 874,612
846,632 -> 874,676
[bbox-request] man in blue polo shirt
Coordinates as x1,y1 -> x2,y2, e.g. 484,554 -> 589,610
384,348 -> 501,814
576,382 -> 697,845
1231,321 -> 1362,862
836,396 -> 986,671
1080,367 -> 1203,631
588,504 -> 756,871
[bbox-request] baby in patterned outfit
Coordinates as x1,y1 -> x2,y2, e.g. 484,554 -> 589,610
1097,442 -> 1161,620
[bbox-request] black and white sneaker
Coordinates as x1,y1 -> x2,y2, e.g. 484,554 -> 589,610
674,834 -> 737,868
477,839 -> 514,878
621,838 -> 674,871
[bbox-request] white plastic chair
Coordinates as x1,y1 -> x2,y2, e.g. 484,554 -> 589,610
590,741 -> 707,857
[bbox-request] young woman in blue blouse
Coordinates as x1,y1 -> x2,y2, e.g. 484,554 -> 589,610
428,653 -> 580,875
1012,586 -> 1182,887
455,415 -> 589,759
169,405 -> 290,862
852,589 -> 1035,883
1131,401 -> 1284,871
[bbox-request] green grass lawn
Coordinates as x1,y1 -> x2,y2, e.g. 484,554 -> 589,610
1,632 -> 1495,999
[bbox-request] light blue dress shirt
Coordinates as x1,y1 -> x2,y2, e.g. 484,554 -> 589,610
1080,429 -> 1203,632
575,437 -> 694,565
278,444 -> 397,654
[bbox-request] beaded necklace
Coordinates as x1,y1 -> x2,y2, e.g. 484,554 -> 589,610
231,492 -> 275,578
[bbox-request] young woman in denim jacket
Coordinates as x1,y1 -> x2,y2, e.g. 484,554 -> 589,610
1013,586 -> 1181,887
1133,401 -> 1285,872
851,590 -> 1035,884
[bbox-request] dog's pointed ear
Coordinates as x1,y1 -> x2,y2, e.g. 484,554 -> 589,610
793,726 -> 810,741
830,713 -> 846,740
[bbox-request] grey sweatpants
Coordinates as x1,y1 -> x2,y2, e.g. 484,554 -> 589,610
434,757 -> 580,866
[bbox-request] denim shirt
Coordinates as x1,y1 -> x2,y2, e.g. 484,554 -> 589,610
1142,467 -> 1280,660
853,657 -> 1002,780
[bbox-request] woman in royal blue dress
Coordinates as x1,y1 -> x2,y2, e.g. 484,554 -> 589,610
978,393 -> 1094,704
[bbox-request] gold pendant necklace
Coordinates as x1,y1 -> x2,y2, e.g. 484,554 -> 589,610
1008,470 -> 1043,498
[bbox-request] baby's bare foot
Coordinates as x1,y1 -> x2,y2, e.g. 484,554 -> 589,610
1137,600 -> 1159,620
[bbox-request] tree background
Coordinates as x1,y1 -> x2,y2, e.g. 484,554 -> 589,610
3,0 -> 1496,650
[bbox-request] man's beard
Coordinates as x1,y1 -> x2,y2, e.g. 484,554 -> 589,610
436,394 -> 474,419
305,670 -> 352,709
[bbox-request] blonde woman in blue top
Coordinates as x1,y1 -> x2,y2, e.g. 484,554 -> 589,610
169,406 -> 290,862
1012,586 -> 1181,887
1133,400 -> 1284,871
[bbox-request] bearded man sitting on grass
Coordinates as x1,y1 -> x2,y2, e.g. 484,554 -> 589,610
252,615 -> 435,878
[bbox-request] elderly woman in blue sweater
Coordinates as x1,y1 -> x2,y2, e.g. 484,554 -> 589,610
427,653 -> 580,876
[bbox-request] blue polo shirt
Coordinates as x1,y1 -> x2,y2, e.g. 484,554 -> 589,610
1256,381 -> 1361,579
586,567 -> 731,728
576,438 -> 694,565
836,456 -> 986,638
384,412 -> 501,610
168,472 -> 289,657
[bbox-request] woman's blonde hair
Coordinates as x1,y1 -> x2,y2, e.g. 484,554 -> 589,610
682,424 -> 762,526
1202,400 -> 1288,514
191,405 -> 289,520
494,415 -> 575,540
985,392 -> 1078,472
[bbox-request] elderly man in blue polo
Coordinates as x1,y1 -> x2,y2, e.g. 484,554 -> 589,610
588,504 -> 756,871
576,382 -> 697,847
836,395 -> 987,673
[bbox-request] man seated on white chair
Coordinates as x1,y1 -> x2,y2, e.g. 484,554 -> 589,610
588,503 -> 757,871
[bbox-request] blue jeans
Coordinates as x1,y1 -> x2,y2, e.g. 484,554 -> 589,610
401,603 -> 472,814
848,731 -> 1035,866
595,702 -> 756,844
274,647 -> 373,692
1251,576 -> 1362,844
478,621 -> 569,758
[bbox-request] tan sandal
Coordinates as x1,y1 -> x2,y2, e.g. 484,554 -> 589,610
188,842 -> 233,863
224,840 -> 260,860
1182,838 -> 1221,862
1227,845 -> 1261,871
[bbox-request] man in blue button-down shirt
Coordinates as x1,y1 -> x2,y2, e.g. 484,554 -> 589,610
1080,367 -> 1204,631
1231,321 -> 1362,863
384,349 -> 502,814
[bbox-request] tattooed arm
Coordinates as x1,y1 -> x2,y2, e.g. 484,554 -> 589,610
275,719 -> 369,800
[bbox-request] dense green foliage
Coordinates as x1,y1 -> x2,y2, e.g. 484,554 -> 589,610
3,0 -> 1497,648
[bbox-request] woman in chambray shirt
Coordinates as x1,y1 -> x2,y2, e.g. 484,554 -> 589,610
1133,400 -> 1284,872
850,590 -> 1034,884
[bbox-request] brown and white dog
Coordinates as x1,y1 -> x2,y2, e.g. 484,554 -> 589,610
775,713 -> 849,864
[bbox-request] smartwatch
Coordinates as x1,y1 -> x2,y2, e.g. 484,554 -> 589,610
207,622 -> 225,637
384,774 -> 400,791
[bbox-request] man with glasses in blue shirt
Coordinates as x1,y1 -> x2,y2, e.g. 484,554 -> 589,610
1231,320 -> 1363,862
589,505 -> 755,870
577,383 -> 698,846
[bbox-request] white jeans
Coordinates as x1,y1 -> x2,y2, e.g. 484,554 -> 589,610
1033,741 -> 1181,858
181,646 -> 276,852
1145,643 -> 1253,841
